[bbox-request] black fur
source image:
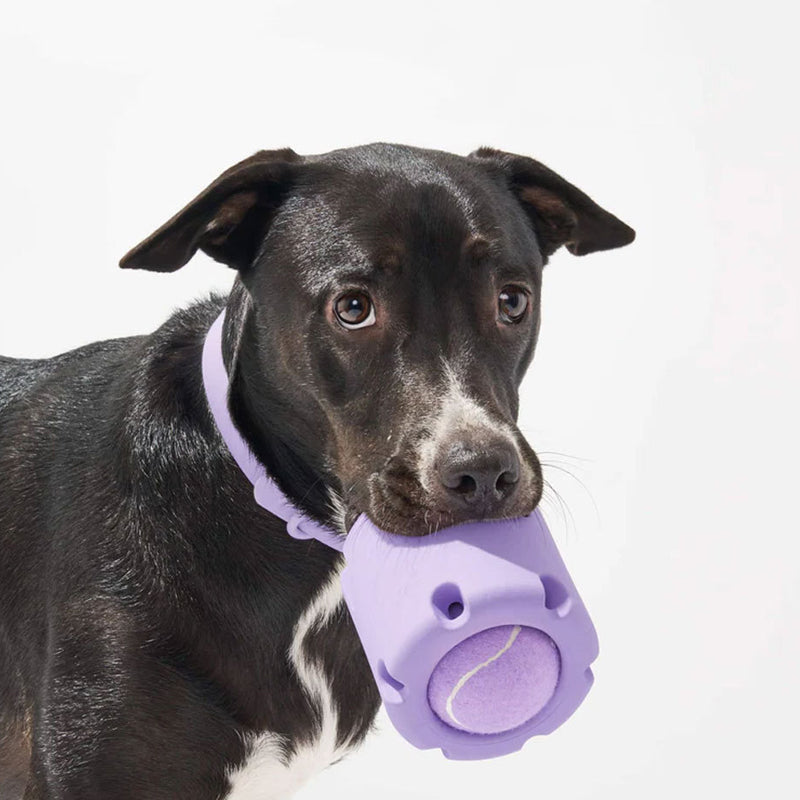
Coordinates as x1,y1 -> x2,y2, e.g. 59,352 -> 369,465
0,143 -> 633,798
0,297 -> 379,799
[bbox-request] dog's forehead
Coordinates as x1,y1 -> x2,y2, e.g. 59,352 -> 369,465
314,142 -> 477,183
269,144 -> 537,294
314,143 -> 485,231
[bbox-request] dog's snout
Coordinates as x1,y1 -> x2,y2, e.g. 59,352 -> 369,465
437,439 -> 520,515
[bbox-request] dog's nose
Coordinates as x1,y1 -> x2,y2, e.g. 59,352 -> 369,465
437,440 -> 520,516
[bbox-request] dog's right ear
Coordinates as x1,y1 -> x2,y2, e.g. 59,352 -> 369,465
119,148 -> 302,273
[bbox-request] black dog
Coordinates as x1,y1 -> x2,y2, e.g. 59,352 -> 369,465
0,143 -> 634,799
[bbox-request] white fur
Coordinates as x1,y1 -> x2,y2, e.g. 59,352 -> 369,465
226,564 -> 352,800
325,486 -> 349,537
417,361 -> 518,494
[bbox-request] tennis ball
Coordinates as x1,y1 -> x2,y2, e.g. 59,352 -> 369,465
427,625 -> 560,735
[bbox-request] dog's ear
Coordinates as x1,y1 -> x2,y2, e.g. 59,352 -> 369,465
119,148 -> 302,272
468,147 -> 635,258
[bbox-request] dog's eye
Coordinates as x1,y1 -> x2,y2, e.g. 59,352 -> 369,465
498,286 -> 529,324
334,292 -> 376,329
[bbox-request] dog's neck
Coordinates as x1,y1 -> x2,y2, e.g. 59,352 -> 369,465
218,283 -> 339,531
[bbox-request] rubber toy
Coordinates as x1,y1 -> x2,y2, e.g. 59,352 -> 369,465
203,311 -> 599,760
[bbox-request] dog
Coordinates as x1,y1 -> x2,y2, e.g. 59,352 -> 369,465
0,143 -> 634,799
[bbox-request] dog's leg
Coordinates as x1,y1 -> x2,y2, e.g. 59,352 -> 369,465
21,598 -> 244,800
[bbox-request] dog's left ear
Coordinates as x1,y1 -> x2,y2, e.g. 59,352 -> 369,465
468,147 -> 635,258
119,148 -> 302,272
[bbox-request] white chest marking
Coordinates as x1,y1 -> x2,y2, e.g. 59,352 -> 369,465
226,563 -> 354,800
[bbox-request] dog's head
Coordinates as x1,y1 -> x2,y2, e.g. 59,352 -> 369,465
121,144 -> 633,535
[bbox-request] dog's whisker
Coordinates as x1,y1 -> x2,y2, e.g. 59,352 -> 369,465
539,477 -> 577,542
539,460 -> 600,532
535,449 -> 593,465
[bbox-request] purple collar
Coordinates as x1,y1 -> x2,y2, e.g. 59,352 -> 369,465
201,310 -> 346,552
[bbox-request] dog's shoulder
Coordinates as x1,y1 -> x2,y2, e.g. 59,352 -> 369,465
0,338 -> 136,408
0,355 -> 57,415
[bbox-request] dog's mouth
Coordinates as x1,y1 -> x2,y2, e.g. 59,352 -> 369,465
353,457 -> 542,538
365,471 -> 460,537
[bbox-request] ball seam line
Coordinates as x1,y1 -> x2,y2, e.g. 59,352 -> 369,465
444,625 -> 523,729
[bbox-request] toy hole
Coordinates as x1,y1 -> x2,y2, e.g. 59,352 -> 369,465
377,660 -> 404,704
447,601 -> 464,619
432,583 -> 467,626
541,575 -> 572,617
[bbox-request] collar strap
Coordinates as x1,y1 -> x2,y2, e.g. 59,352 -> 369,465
201,310 -> 345,552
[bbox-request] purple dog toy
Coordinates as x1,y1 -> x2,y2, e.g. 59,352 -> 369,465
203,312 -> 599,761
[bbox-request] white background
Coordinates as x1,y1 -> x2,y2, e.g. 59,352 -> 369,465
1,1 -> 798,798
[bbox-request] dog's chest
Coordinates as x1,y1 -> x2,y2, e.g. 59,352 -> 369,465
225,731 -> 347,800
225,567 -> 354,800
